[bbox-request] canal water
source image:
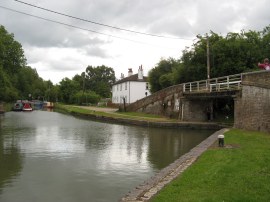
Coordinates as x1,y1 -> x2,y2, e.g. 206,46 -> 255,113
0,111 -> 214,202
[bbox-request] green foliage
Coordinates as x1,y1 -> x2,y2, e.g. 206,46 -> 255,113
70,91 -> 100,105
148,58 -> 178,93
58,77 -> 80,103
0,65 -> 19,101
44,80 -> 59,102
0,25 -> 50,102
0,25 -> 26,75
148,25 -> 270,93
85,65 -> 116,98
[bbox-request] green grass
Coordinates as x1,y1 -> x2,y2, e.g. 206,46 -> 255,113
116,111 -> 163,119
151,129 -> 270,202
55,103 -> 169,122
56,104 -> 110,116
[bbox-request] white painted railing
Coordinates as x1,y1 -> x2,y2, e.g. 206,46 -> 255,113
183,73 -> 242,93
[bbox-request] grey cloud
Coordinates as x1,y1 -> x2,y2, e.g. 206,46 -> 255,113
3,0 -> 270,42
1,0 -> 270,84
83,46 -> 110,58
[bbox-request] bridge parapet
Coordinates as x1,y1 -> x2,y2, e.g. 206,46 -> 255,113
183,74 -> 242,94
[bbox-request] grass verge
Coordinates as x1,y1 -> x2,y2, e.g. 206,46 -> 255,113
151,129 -> 270,202
55,103 -> 170,122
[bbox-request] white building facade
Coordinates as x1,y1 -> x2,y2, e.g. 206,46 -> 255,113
112,66 -> 151,104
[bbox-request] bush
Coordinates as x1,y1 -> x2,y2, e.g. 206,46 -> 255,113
70,91 -> 100,105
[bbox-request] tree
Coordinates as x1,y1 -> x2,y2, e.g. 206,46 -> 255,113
85,65 -> 116,98
148,58 -> 178,93
0,25 -> 49,102
0,65 -> 18,101
261,25 -> 270,60
148,25 -> 269,92
70,90 -> 100,105
0,25 -> 26,75
58,78 -> 80,103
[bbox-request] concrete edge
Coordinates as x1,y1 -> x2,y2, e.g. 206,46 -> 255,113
69,111 -> 223,130
120,128 -> 230,202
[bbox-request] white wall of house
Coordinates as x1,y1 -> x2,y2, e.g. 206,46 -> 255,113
112,81 -> 150,104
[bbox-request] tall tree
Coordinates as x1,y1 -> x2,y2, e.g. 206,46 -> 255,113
85,65 -> 116,98
0,25 -> 49,102
0,65 -> 18,101
0,25 -> 26,75
148,58 -> 178,93
58,78 -> 80,103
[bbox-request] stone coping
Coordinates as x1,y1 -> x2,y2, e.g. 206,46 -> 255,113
120,128 -> 229,202
70,111 -> 224,130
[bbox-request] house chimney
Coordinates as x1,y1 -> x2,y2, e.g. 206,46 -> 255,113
120,73 -> 124,79
138,65 -> 143,80
128,68 -> 133,77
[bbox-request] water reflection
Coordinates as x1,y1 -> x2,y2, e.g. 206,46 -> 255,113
0,111 -> 214,202
147,130 -> 208,169
0,114 -> 24,194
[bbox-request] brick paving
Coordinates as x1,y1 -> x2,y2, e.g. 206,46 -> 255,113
120,128 -> 229,202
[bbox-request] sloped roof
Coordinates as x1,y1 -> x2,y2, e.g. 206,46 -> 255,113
113,73 -> 148,85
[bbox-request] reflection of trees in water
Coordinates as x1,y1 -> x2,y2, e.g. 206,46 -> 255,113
84,124 -> 149,165
0,125 -> 24,193
147,129 -> 211,170
84,125 -> 113,150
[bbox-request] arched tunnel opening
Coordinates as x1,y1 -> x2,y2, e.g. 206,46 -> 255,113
212,97 -> 235,124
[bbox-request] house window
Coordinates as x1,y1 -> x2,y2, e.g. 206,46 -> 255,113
125,82 -> 127,90
120,84 -> 122,91
117,85 -> 119,91
146,82 -> 149,90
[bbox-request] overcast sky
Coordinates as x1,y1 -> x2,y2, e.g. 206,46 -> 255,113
0,0 -> 269,84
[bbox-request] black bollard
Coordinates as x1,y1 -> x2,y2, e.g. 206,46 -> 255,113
218,134 -> 224,147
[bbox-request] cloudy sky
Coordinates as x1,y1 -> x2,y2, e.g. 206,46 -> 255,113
0,0 -> 269,84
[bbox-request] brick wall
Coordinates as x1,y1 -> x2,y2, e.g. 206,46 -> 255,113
125,83 -> 212,121
126,84 -> 184,117
234,71 -> 270,133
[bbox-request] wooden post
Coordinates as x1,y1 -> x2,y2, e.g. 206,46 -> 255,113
206,34 -> 210,80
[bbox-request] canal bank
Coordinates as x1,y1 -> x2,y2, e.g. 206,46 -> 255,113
120,128 -> 229,201
57,104 -> 225,130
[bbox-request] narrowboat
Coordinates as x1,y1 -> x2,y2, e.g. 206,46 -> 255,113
12,101 -> 24,111
22,102 -> 33,111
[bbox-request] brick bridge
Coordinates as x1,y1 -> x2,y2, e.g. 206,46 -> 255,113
126,70 -> 270,133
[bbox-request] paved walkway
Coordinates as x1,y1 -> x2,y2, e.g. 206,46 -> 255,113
120,128 -> 229,202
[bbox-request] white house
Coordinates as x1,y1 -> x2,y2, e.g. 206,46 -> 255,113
112,65 -> 151,104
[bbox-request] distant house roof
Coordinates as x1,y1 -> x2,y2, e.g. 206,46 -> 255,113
113,73 -> 148,85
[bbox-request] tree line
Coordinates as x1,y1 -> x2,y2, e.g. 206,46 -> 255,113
1,24 -> 269,105
149,25 -> 270,93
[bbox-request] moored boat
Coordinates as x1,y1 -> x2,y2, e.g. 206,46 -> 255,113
22,102 -> 33,111
32,100 -> 44,110
12,101 -> 24,111
43,101 -> 54,109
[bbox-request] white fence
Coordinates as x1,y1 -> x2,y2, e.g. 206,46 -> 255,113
183,74 -> 242,93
